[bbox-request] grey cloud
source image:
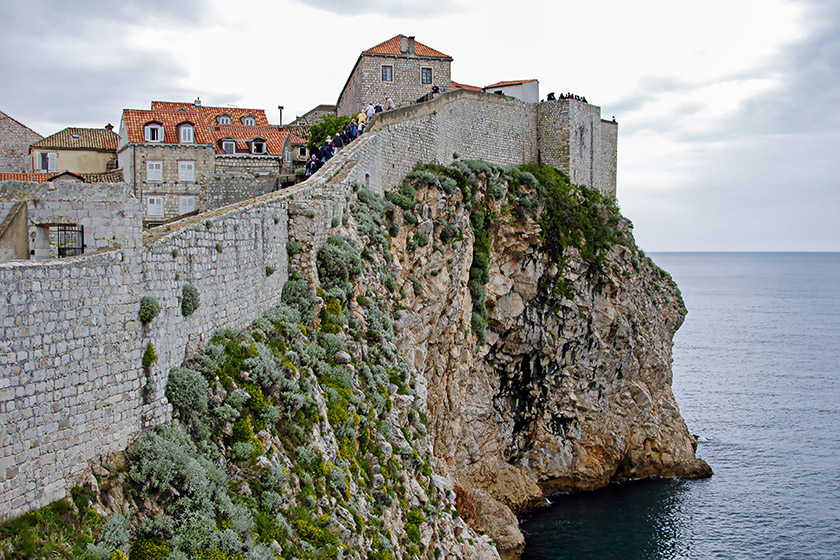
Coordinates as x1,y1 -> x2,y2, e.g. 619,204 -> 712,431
292,0 -> 456,17
0,1 -> 208,130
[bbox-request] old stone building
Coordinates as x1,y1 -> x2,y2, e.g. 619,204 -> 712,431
0,110 -> 43,173
336,35 -> 453,116
290,104 -> 337,127
29,126 -> 119,175
483,79 -> 540,103
118,100 -> 305,223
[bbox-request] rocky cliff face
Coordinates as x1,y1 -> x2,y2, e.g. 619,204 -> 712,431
382,162 -> 711,557
5,162 -> 709,560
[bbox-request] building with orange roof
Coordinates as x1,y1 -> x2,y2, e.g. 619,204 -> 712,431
29,125 -> 119,175
117,99 -> 304,223
336,35 -> 453,117
0,110 -> 43,173
482,79 -> 540,103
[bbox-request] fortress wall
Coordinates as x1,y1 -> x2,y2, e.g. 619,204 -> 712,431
0,250 -> 145,515
598,120 -> 618,198
0,91 -> 616,518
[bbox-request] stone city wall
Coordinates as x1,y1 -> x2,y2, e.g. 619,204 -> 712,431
0,90 -> 617,518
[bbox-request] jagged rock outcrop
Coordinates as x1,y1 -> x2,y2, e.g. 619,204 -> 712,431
383,163 -> 711,558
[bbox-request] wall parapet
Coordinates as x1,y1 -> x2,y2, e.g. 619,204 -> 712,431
0,89 -> 617,519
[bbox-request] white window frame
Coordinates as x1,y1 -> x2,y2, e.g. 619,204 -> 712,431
144,124 -> 164,142
146,161 -> 163,182
178,160 -> 195,182
252,140 -> 266,155
381,65 -> 393,82
147,196 -> 164,217
179,195 -> 195,215
179,123 -> 194,143
217,115 -> 231,125
39,152 -> 57,172
421,67 -> 432,85
241,116 -> 256,126
222,141 -> 236,154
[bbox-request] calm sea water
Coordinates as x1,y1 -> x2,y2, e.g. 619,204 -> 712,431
520,253 -> 840,559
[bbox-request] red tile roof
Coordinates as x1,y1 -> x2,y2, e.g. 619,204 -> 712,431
363,35 -> 451,59
30,127 -> 119,152
211,125 -> 292,156
151,101 -> 269,126
0,172 -> 52,183
122,109 -> 215,144
483,79 -> 539,89
451,81 -> 482,92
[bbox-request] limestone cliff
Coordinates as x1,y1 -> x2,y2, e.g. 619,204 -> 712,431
380,162 -> 711,557
1,162 -> 709,560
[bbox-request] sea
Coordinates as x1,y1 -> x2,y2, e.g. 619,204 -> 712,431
520,253 -> 840,559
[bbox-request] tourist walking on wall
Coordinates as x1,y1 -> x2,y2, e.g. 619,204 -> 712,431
385,97 -> 395,110
365,103 -> 376,119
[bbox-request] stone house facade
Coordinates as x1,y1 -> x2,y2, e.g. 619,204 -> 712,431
118,100 -> 305,223
0,110 -> 42,173
336,35 -> 453,116
29,126 -> 118,175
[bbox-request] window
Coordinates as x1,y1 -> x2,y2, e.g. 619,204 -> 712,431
252,140 -> 266,154
179,196 -> 195,215
179,123 -> 194,143
178,161 -> 195,182
144,123 -> 164,142
298,146 -> 306,158
38,152 -> 57,172
382,65 -> 393,82
222,141 -> 235,154
217,114 -> 231,125
147,196 -> 164,217
241,116 -> 256,126
146,161 -> 163,182
421,67 -> 432,84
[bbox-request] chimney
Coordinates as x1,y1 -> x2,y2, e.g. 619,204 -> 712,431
105,123 -> 114,131
400,36 -> 408,54
408,36 -> 416,56
194,97 -> 202,107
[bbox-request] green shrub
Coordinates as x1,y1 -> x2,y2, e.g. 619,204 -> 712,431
316,236 -> 362,292
286,240 -> 303,255
142,343 -> 158,368
166,367 -> 209,415
265,265 -> 275,277
204,220 -> 213,230
129,536 -> 171,560
305,209 -> 316,219
181,284 -> 200,317
403,212 -> 418,225
171,248 -> 179,258
331,217 -> 339,228
415,233 -> 429,247
139,296 -> 161,324
215,242 -> 223,253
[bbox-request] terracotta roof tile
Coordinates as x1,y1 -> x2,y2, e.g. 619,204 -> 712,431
151,101 -> 269,126
483,79 -> 538,90
211,125 -> 291,155
0,172 -> 52,183
121,109 -> 215,144
451,81 -> 482,92
363,35 -> 451,59
30,127 -> 119,152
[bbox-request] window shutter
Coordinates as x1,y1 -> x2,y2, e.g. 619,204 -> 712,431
47,152 -> 57,172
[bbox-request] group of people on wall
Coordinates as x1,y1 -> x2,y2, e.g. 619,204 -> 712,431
545,92 -> 588,103
304,97 -> 399,177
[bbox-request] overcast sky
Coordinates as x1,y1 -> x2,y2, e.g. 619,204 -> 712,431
1,0 -> 837,251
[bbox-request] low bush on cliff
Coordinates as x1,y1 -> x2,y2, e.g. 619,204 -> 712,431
139,296 -> 161,324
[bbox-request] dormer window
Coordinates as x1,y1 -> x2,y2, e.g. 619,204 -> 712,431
144,123 -> 163,142
241,115 -> 256,126
217,114 -> 231,125
179,123 -> 194,143
251,139 -> 266,154
222,140 -> 235,154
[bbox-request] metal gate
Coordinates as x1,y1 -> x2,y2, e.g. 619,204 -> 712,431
54,224 -> 84,258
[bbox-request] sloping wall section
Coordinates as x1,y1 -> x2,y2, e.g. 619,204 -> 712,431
0,89 -> 617,518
